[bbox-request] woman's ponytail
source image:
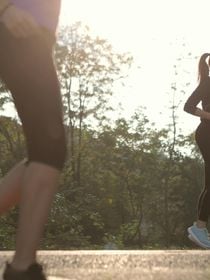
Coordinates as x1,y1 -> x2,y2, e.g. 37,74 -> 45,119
198,53 -> 210,82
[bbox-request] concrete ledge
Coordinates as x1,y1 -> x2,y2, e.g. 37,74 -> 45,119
0,250 -> 210,280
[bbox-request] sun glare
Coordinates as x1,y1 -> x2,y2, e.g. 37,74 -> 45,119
60,0 -> 138,48
59,0 -> 210,133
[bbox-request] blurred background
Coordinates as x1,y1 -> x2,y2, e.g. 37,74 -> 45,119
0,0 -> 209,250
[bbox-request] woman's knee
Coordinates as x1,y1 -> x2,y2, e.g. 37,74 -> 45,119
27,124 -> 67,170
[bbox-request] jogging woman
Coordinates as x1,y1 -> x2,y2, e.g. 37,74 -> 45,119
184,53 -> 210,249
0,1 -> 66,279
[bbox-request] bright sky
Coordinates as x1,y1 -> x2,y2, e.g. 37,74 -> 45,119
59,0 -> 210,135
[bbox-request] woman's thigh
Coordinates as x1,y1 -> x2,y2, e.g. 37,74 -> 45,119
0,24 -> 66,168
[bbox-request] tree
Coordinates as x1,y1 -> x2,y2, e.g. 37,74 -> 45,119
55,22 -> 133,186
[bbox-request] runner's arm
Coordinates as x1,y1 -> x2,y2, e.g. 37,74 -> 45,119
0,1 -> 41,38
0,0 -> 11,16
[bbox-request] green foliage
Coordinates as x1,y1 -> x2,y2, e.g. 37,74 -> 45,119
0,109 -> 203,250
0,23 -> 202,250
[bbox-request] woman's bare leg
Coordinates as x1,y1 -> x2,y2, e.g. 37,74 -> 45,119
0,160 -> 26,214
11,162 -> 60,270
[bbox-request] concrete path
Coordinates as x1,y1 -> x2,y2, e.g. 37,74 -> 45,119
0,250 -> 210,280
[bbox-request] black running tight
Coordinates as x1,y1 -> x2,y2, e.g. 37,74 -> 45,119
0,24 -> 66,170
195,122 -> 210,222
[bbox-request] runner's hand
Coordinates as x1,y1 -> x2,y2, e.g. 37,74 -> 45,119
1,5 -> 40,38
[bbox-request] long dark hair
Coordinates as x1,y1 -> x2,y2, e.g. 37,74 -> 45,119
198,53 -> 210,82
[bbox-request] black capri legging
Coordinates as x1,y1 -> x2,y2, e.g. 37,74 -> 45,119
0,24 -> 67,170
195,121 -> 210,222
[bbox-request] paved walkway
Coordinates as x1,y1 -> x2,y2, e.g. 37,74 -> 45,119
0,250 -> 210,280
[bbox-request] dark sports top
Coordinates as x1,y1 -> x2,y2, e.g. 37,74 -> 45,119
184,77 -> 210,115
10,0 -> 61,32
